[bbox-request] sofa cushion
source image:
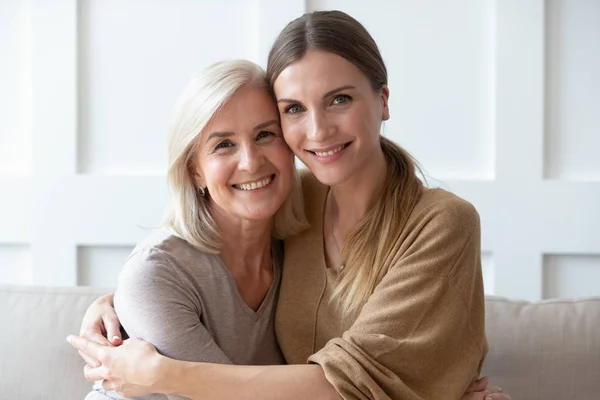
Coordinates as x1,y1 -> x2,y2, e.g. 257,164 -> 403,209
482,296 -> 600,400
0,284 -> 109,400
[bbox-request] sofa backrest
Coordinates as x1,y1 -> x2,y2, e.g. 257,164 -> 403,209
482,296 -> 600,400
0,284 -> 109,399
2,284 -> 600,400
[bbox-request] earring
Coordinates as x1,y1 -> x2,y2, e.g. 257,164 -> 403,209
197,187 -> 206,197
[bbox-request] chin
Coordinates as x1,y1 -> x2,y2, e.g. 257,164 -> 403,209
309,168 -> 351,187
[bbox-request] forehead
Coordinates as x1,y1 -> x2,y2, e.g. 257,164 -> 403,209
273,51 -> 370,97
203,86 -> 278,133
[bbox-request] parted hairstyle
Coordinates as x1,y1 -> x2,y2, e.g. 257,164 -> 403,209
267,11 -> 424,317
163,60 -> 308,253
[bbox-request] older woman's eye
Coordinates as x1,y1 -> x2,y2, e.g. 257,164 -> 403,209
215,140 -> 234,150
257,130 -> 275,140
332,94 -> 351,105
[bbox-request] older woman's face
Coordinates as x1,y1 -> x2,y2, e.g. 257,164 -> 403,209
273,50 -> 389,187
193,86 -> 294,224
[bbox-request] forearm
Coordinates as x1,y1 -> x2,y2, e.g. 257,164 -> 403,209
157,357 -> 340,400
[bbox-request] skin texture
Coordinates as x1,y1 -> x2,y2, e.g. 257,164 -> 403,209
68,52 -> 512,400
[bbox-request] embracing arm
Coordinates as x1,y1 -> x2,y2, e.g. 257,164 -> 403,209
158,359 -> 340,400
69,200 -> 507,400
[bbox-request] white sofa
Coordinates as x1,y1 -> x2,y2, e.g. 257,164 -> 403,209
1,284 -> 599,400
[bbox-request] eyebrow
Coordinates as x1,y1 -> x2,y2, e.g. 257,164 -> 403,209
277,85 -> 356,104
205,119 -> 279,142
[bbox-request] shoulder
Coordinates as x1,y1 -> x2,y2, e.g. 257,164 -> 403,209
409,187 -> 480,233
123,230 -> 217,283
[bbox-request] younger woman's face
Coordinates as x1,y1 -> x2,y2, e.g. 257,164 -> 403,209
273,50 -> 389,186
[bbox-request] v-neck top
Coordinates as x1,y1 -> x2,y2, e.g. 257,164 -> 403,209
98,230 -> 285,400
276,171 -> 488,400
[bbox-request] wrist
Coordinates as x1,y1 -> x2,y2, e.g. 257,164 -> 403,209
146,353 -> 171,394
154,355 -> 194,396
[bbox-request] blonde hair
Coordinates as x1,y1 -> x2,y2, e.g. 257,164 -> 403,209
163,60 -> 308,253
268,11 -> 424,317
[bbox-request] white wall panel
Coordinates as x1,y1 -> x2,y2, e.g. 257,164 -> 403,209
0,0 -> 32,175
77,0 -> 258,175
0,245 -> 32,285
545,0 -> 600,181
0,1 -> 599,300
309,0 -> 495,180
481,252 -> 496,294
482,252 -> 495,295
543,255 -> 600,299
77,245 -> 133,287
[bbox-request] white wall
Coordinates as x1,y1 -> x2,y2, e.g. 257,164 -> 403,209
0,0 -> 598,301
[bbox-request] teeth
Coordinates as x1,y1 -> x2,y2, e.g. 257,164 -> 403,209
237,176 -> 272,191
314,144 -> 345,157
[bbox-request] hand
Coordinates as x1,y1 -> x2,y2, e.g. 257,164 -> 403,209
80,292 -> 122,345
78,292 -> 122,367
67,335 -> 163,398
462,376 -> 512,400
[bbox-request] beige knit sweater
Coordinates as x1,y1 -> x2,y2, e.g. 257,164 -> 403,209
276,172 -> 488,400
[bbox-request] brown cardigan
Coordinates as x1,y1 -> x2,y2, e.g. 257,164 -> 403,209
276,172 -> 487,400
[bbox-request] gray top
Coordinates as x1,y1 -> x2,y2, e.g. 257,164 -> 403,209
91,230 -> 284,400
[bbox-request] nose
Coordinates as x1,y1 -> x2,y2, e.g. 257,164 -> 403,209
238,144 -> 265,173
307,110 -> 333,142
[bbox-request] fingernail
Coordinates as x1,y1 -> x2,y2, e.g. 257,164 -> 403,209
66,336 -> 72,344
111,336 -> 121,341
485,396 -> 493,400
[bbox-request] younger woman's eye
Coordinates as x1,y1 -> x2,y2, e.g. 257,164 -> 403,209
332,94 -> 351,105
215,140 -> 234,150
285,104 -> 303,114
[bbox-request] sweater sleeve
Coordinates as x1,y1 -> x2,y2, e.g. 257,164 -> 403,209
307,196 -> 487,400
114,247 -> 233,366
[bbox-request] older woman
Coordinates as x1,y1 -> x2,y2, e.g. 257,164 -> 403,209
81,60 -> 307,400
70,10 -> 510,400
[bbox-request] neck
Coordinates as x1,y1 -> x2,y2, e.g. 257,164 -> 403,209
329,146 -> 387,239
211,208 -> 273,276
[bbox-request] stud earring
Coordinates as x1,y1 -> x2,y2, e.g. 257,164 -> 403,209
197,187 -> 206,197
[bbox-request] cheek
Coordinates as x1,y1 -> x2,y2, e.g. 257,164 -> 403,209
203,161 -> 231,191
281,119 -> 305,149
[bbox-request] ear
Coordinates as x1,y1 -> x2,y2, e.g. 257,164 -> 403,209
380,85 -> 390,121
193,171 -> 206,190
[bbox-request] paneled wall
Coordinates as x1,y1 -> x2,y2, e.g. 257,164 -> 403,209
1,0 -> 598,301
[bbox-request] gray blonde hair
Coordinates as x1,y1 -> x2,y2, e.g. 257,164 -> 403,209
163,60 -> 308,253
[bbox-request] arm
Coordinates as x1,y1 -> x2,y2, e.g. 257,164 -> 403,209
70,200 -> 503,400
114,247 -> 232,365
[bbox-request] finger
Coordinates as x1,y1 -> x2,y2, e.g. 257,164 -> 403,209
84,364 -> 108,382
466,376 -> 489,393
104,316 -> 123,345
67,335 -> 104,359
81,330 -> 112,346
79,350 -> 101,368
